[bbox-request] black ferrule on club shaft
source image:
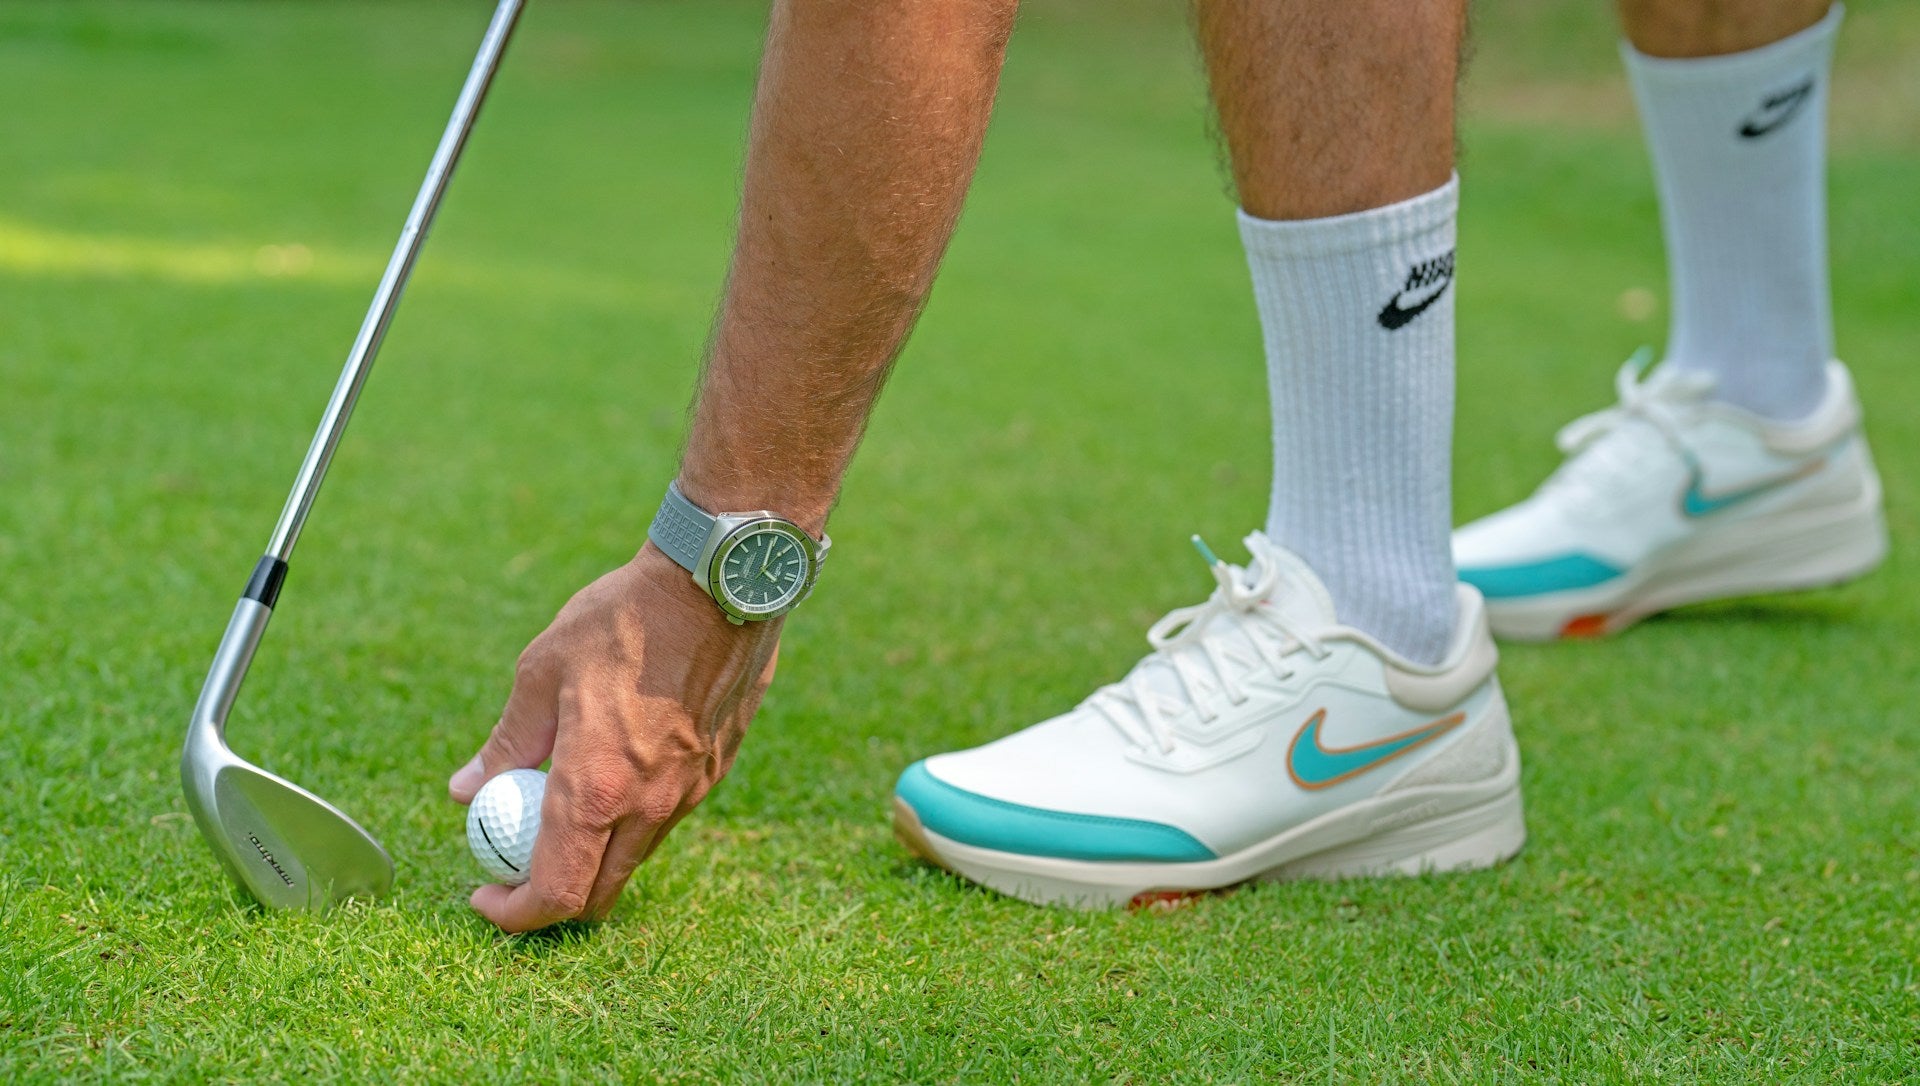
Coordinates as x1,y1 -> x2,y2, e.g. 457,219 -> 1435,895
243,556 -> 290,609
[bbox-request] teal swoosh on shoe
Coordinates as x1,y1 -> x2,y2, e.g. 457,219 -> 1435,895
1286,710 -> 1465,790
894,762 -> 1215,863
1681,458 -> 1825,518
1457,553 -> 1624,599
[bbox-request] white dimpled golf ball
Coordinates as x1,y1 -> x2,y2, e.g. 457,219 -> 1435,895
467,768 -> 546,885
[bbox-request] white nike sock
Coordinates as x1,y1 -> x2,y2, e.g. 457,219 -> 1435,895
1239,177 -> 1459,666
1624,5 -> 1842,421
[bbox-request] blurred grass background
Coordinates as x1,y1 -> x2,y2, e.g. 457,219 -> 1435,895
1,0 -> 1915,1080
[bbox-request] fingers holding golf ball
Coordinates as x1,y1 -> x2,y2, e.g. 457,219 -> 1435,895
466,768 -> 546,885
450,549 -> 780,932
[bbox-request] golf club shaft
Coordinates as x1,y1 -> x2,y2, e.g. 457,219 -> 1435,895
264,0 -> 526,565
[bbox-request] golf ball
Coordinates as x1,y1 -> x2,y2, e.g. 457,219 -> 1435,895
467,768 -> 546,885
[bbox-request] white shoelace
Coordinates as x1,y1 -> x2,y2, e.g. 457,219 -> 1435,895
1544,349 -> 1715,499
1088,539 -> 1329,756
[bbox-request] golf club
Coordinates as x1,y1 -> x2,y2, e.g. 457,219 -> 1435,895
182,0 -> 527,910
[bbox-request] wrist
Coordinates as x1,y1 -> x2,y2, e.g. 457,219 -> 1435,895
634,541 -> 700,596
630,543 -> 781,640
645,481 -> 832,625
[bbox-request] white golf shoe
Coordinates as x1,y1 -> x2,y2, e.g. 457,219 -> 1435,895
1454,354 -> 1887,641
893,533 -> 1525,909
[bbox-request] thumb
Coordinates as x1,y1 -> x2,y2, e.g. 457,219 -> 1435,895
449,664 -> 559,804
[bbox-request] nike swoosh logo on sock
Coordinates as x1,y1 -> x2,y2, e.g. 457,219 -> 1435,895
1285,709 -> 1467,791
1738,77 -> 1815,139
1377,250 -> 1455,331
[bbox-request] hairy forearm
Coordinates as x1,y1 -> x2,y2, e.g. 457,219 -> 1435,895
679,0 -> 1018,532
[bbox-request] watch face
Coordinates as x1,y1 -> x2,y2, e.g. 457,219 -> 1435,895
710,521 -> 813,618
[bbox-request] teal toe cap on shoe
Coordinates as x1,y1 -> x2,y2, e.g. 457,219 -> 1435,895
1458,553 -> 1624,599
894,762 -> 1214,863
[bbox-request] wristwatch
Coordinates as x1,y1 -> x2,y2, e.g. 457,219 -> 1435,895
647,481 -> 831,624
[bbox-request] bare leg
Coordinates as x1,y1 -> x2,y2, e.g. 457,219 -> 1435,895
1195,0 -> 1464,219
1619,0 -> 1831,57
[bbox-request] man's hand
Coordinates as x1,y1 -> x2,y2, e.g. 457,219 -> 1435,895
449,544 -> 780,932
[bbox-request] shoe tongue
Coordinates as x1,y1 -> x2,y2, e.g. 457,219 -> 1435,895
1240,532 -> 1340,632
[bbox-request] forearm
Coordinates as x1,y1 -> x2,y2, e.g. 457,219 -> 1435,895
679,0 -> 1018,533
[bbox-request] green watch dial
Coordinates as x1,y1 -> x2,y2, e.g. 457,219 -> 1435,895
712,522 -> 812,617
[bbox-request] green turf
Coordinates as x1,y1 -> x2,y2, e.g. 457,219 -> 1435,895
3,0 -> 1917,1080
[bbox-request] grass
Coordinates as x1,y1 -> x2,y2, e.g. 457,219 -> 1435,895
2,0 -> 1916,1080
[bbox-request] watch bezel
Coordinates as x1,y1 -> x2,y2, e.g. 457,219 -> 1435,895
704,517 -> 818,621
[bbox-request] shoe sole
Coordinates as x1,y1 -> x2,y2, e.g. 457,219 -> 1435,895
1485,472 -> 1888,642
893,739 -> 1526,910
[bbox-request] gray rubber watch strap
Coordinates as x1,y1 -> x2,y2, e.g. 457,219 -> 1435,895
648,482 -> 714,574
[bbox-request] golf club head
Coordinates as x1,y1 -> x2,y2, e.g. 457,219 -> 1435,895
183,599 -> 393,910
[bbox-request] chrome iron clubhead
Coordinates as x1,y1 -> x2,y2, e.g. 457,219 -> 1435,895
183,595 -> 392,909
181,0 -> 525,909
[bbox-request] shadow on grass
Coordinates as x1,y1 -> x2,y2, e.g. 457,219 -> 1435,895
497,919 -> 602,954
1636,593 -> 1873,632
882,841 -> 1251,915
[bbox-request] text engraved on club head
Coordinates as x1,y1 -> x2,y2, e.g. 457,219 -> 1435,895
248,833 -> 295,886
